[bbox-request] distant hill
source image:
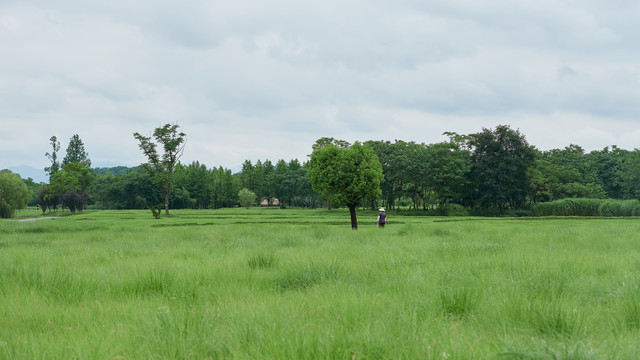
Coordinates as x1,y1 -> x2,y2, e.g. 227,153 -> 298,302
3,164 -> 143,184
4,165 -> 48,183
93,166 -> 139,176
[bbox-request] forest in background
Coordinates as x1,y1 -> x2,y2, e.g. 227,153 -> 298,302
4,124 -> 640,217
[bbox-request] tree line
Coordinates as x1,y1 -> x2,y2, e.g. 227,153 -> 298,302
3,123 -> 640,219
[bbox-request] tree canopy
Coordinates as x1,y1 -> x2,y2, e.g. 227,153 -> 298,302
0,170 -> 30,218
308,141 -> 383,229
468,125 -> 536,214
133,123 -> 186,215
62,134 -> 91,167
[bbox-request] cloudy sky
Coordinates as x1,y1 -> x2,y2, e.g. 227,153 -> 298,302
2,0 -> 640,179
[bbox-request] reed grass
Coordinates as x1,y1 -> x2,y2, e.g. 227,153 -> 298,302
1,208 -> 640,358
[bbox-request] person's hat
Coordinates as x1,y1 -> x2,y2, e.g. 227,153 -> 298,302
379,208 -> 385,212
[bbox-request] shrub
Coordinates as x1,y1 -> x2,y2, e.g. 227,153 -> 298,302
435,204 -> 468,217
532,198 -> 604,217
238,188 -> 256,208
149,205 -> 162,219
533,198 -> 640,217
0,170 -> 30,218
599,199 -> 640,217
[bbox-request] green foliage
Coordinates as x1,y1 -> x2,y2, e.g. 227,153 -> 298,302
435,203 -> 469,216
3,210 -> 640,358
60,189 -> 89,214
92,166 -> 135,176
619,149 -> 640,199
44,135 -> 61,179
90,170 -> 160,210
211,166 -> 239,208
173,161 -> 210,208
47,162 -> 94,213
469,125 -> 536,214
533,198 -> 640,217
149,205 -> 162,219
247,253 -> 279,270
598,199 -> 640,217
62,134 -> 91,167
532,198 -> 605,216
308,141 -> 383,229
238,188 -> 256,208
0,170 -> 30,218
438,286 -> 481,318
133,123 -> 186,215
276,262 -> 343,291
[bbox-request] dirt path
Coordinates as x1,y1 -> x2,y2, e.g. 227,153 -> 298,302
6,217 -> 59,222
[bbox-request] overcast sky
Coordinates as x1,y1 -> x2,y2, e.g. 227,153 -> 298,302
2,0 -> 640,177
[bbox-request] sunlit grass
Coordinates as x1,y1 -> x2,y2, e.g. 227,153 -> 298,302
2,209 -> 640,358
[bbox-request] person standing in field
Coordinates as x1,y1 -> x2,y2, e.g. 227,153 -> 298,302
377,208 -> 387,228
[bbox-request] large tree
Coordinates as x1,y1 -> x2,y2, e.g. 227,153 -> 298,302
62,134 -> 91,167
44,136 -> 61,180
468,125 -> 535,214
133,123 -> 186,215
308,141 -> 383,229
48,162 -> 95,213
0,170 -> 30,218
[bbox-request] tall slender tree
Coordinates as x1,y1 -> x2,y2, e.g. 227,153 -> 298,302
44,136 -> 61,180
133,123 -> 186,215
62,134 -> 91,167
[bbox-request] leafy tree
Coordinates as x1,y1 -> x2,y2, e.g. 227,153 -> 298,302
238,188 -> 256,208
308,141 -> 383,229
48,163 -> 94,213
0,170 -> 30,218
90,169 -> 160,209
620,150 -> 640,199
173,161 -> 211,208
273,159 -> 294,206
133,123 -> 186,215
21,177 -> 43,206
62,134 -> 91,167
534,146 -> 606,201
468,125 -> 535,214
586,146 -> 629,199
212,166 -> 238,208
312,137 -> 351,150
427,141 -> 471,206
44,136 -> 61,180
60,189 -> 89,214
37,187 -> 58,213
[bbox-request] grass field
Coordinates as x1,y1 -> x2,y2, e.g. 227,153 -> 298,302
2,208 -> 640,359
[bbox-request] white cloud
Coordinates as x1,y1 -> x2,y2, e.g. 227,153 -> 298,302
2,0 -> 640,172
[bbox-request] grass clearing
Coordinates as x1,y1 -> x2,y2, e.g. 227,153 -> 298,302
2,208 -> 640,358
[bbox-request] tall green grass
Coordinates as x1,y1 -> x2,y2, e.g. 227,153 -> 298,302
532,198 -> 640,217
2,208 -> 640,358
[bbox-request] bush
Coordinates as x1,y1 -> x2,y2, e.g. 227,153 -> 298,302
0,170 -> 30,218
599,199 -> 640,217
238,188 -> 256,208
468,208 -> 502,217
504,209 -> 531,217
532,198 -> 605,217
436,204 -> 469,217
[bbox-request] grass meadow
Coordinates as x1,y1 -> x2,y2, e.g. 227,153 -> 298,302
2,208 -> 640,359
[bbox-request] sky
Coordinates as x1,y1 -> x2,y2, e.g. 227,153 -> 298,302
2,0 -> 640,181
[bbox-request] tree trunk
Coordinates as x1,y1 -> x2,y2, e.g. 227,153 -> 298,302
348,204 -> 358,230
164,193 -> 170,215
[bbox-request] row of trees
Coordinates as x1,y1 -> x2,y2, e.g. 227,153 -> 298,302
5,123 -> 640,221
